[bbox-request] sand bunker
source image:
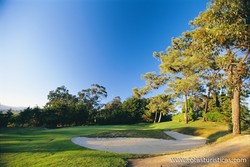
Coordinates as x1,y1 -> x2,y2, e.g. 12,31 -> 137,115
71,131 -> 207,154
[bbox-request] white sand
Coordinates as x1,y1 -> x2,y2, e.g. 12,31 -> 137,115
71,131 -> 207,154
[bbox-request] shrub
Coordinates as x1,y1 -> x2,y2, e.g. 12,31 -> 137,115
206,111 -> 226,122
172,113 -> 193,122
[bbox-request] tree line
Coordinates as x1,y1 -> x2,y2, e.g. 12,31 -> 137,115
0,85 -> 173,128
1,84 -> 248,130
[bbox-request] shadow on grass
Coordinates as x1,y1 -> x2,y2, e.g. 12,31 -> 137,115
0,127 -> 95,154
0,139 -> 87,153
206,130 -> 230,143
172,127 -> 229,143
173,127 -> 204,136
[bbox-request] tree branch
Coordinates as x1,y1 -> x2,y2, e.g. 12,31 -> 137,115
240,49 -> 250,64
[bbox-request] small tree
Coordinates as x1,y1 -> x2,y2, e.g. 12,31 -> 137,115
147,94 -> 174,123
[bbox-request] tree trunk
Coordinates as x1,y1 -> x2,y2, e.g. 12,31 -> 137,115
153,111 -> 158,123
158,112 -> 162,123
231,89 -> 241,135
203,88 -> 211,121
184,94 -> 188,124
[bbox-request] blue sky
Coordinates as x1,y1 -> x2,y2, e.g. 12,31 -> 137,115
0,0 -> 211,107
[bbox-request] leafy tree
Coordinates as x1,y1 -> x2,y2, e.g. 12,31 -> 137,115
122,97 -> 149,123
96,96 -> 149,125
207,91 -> 221,113
154,33 -> 202,124
78,84 -> 107,124
105,96 -> 122,110
190,0 -> 250,134
16,107 -> 33,127
42,108 -> 58,128
220,91 -> 232,122
45,85 -> 77,127
0,110 -> 13,127
96,96 -> 124,125
240,104 -> 250,130
133,72 -> 168,98
139,0 -> 249,132
30,107 -> 43,127
15,107 -> 43,127
74,103 -> 88,126
181,96 -> 203,121
198,59 -> 221,121
147,94 -> 174,123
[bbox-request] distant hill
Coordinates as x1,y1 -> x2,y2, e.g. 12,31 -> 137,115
0,104 -> 26,113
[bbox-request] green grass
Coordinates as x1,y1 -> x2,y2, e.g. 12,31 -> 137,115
149,120 -> 230,143
85,130 -> 175,140
0,120 -> 231,167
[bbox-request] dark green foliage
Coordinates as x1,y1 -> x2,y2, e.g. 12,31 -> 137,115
219,92 -> 232,122
42,108 -> 58,128
0,110 -> 13,127
2,87 -> 152,127
205,92 -> 250,131
240,105 -> 250,130
122,97 -> 149,123
208,92 -> 222,113
181,97 -> 201,121
228,105 -> 250,132
74,103 -> 89,126
206,111 -> 226,122
15,107 -> 43,127
96,97 -> 149,125
96,108 -> 129,125
96,97 -> 125,125
43,84 -> 107,127
45,85 -> 78,127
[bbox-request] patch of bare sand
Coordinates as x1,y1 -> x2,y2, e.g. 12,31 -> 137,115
128,135 -> 250,167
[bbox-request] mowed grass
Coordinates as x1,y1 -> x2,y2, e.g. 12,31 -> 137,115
85,130 -> 175,140
0,120 -> 229,167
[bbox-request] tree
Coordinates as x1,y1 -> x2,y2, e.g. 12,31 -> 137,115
78,84 -> 107,124
147,94 -> 174,123
0,110 -> 13,127
105,96 -> 122,110
43,107 -> 58,128
154,33 -> 201,124
74,103 -> 88,125
133,72 -> 168,99
135,32 -> 205,124
45,85 -> 77,126
197,55 -> 221,121
122,97 -> 149,123
96,96 -> 124,125
191,0 -> 250,134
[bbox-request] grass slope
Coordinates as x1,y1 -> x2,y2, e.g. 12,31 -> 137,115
85,130 -> 175,140
0,120 -> 230,167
